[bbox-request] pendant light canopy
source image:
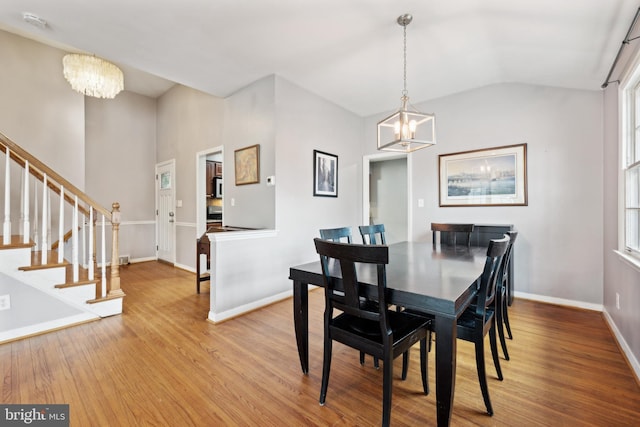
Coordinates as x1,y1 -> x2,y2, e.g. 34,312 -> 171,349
377,14 -> 436,153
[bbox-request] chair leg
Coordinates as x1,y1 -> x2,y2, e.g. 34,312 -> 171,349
474,338 -> 493,416
319,339 -> 332,406
401,350 -> 409,380
503,297 -> 513,340
359,352 -> 379,369
382,357 -> 393,427
420,338 -> 429,394
496,295 -> 510,361
489,324 -> 503,381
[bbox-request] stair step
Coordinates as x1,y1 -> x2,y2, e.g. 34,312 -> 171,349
0,235 -> 34,249
86,291 -> 125,305
55,279 -> 99,289
18,250 -> 68,271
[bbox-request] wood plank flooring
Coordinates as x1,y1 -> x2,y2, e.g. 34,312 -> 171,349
1,261 -> 639,426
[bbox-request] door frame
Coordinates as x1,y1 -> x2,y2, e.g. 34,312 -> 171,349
362,152 -> 412,241
155,159 -> 176,263
196,146 -> 224,238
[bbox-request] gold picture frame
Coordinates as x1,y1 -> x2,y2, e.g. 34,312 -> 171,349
234,144 -> 260,185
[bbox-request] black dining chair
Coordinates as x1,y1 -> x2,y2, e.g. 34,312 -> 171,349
496,230 -> 518,360
313,238 -> 431,427
358,224 -> 386,245
404,234 -> 509,416
319,226 -> 353,243
358,223 -> 416,377
320,226 -> 379,367
431,222 -> 475,248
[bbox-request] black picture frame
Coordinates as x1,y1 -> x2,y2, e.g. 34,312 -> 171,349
313,150 -> 338,197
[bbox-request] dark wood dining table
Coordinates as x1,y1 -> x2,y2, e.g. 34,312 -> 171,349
289,241 -> 489,427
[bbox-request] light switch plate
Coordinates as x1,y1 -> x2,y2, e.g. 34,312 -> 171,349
0,294 -> 10,311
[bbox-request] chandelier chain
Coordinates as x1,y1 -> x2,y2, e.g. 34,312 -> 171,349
402,22 -> 408,97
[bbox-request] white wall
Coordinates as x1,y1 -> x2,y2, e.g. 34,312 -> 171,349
156,85 -> 225,268
365,83 -> 604,306
209,76 -> 363,318
274,76 -> 364,264
223,75 -> 276,229
85,91 -> 158,261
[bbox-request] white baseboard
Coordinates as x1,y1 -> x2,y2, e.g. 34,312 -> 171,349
208,289 -> 293,323
603,308 -> 640,383
514,291 -> 603,312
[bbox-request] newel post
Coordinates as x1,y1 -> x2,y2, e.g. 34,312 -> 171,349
108,202 -> 125,297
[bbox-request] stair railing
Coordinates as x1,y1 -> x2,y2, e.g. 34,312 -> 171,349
1,131 -> 123,302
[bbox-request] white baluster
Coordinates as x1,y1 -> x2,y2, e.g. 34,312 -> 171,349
47,187 -> 51,253
72,195 -> 79,282
3,149 -> 10,244
41,174 -> 48,264
81,213 -> 86,268
58,185 -> 64,263
88,207 -> 94,280
32,180 -> 38,250
22,160 -> 29,244
101,213 -> 106,297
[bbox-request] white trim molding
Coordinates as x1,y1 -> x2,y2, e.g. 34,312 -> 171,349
603,308 -> 640,383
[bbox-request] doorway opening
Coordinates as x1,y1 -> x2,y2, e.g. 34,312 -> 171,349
362,152 -> 411,244
196,146 -> 224,238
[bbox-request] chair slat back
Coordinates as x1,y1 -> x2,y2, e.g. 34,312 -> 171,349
314,238 -> 389,324
319,227 -> 353,243
475,235 -> 510,318
358,224 -> 386,245
499,231 -> 518,286
431,222 -> 474,247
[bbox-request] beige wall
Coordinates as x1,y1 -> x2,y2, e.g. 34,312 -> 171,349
0,30 -> 85,188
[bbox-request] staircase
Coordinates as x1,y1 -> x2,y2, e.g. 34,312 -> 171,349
0,132 -> 125,343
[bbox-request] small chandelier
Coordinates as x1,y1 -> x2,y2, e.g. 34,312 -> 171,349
377,14 -> 436,153
62,54 -> 124,99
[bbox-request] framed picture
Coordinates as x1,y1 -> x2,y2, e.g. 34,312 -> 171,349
313,150 -> 338,197
439,143 -> 527,206
234,144 -> 260,185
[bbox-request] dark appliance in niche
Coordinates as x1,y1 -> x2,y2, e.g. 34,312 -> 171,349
207,205 -> 222,221
213,177 -> 223,198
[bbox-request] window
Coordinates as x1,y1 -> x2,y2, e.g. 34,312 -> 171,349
622,74 -> 640,256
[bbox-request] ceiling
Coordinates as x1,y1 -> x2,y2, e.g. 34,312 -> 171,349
0,0 -> 638,116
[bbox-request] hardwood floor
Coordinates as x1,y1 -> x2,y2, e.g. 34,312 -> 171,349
1,261 -> 639,426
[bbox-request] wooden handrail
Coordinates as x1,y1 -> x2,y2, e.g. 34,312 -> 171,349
1,131 -> 123,303
0,131 -> 111,219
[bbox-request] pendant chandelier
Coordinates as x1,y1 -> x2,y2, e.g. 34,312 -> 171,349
63,54 -> 124,99
377,14 -> 436,153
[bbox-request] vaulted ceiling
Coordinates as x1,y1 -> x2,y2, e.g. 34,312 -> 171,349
0,0 -> 638,116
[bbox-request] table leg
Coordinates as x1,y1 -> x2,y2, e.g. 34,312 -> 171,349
434,314 -> 457,427
293,279 -> 309,374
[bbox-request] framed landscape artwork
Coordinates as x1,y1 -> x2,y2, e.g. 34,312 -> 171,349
234,144 -> 260,185
439,143 -> 528,207
313,150 -> 338,197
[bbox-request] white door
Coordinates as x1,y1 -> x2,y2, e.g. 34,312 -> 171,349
156,160 -> 176,263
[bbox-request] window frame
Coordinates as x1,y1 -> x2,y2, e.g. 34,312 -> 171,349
619,51 -> 640,265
